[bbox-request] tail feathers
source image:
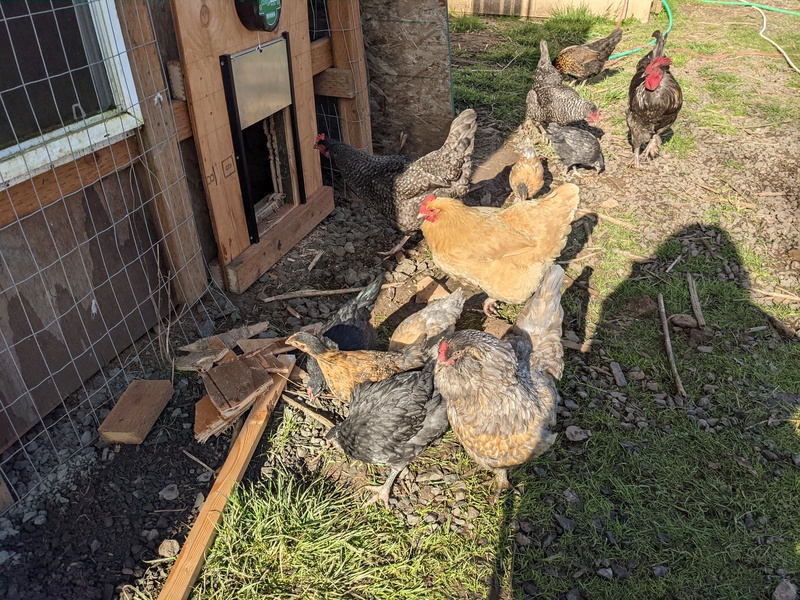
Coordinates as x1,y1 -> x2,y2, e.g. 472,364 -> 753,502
328,274 -> 383,328
395,333 -> 430,371
511,265 -> 566,380
443,108 -> 478,151
441,109 -> 477,196
588,27 -> 623,57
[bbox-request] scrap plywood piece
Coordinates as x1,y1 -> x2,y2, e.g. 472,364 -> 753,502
160,356 -> 294,600
0,476 -> 14,512
200,358 -> 273,418
174,335 -> 229,372
178,321 -> 271,352
415,276 -> 449,304
361,0 -> 453,156
99,380 -> 174,444
116,0 -> 206,305
170,0 -> 329,291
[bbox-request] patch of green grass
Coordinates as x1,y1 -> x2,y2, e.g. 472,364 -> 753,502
663,128 -> 696,157
448,13 -> 487,33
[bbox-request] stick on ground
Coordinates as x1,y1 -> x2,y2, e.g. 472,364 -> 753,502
658,293 -> 687,397
281,394 -> 336,430
260,283 -> 401,304
686,273 -> 707,328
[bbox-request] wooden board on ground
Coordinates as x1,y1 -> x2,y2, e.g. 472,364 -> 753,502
0,476 -> 14,512
99,380 -> 174,444
159,356 -> 294,600
200,358 -> 273,418
178,322 -> 270,352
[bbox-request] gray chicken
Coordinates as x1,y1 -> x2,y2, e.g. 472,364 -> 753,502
433,265 -> 566,502
314,109 -> 477,255
527,40 -> 600,133
388,288 -> 466,351
546,123 -> 605,175
326,362 -> 449,507
304,275 -> 383,400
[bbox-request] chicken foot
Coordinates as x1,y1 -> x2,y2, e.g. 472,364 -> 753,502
643,134 -> 662,160
490,468 -> 522,504
362,466 -> 403,508
377,235 -> 411,259
483,297 -> 501,318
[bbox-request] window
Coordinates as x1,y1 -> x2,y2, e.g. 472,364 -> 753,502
0,0 -> 141,190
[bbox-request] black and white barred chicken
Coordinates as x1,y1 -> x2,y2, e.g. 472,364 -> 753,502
315,109 -> 477,256
527,40 -> 600,135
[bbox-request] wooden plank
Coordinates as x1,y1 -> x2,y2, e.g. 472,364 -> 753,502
328,0 -> 372,151
313,68 -> 356,98
201,358 -> 272,417
310,37 -> 334,75
172,99 -> 193,142
158,356 -> 294,600
98,380 -> 174,444
178,322 -> 271,352
0,476 -> 14,512
116,0 -> 206,305
225,185 -> 334,294
0,138 -> 140,229
448,0 -> 651,22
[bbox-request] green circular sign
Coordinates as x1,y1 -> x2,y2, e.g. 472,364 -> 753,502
259,0 -> 281,27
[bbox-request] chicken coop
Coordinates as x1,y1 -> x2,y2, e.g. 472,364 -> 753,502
0,0 -> 455,514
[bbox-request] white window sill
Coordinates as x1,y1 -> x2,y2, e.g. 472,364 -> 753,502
0,107 -> 143,192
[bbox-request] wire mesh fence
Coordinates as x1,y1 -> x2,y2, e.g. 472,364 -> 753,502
0,0 -> 229,514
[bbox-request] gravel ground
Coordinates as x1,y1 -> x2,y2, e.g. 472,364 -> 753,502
1,7 -> 798,599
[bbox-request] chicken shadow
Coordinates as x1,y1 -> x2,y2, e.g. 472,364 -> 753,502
486,223 -> 798,599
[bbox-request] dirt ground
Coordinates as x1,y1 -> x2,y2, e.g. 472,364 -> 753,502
1,3 -> 798,600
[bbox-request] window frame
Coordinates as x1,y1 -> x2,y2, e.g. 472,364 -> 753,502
0,0 -> 143,192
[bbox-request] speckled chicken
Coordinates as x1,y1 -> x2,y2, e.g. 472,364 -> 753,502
314,109 -> 477,255
546,123 -> 605,174
305,276 -> 383,400
527,40 -> 600,131
626,31 -> 683,167
554,28 -> 623,83
504,136 -> 545,207
433,264 -> 566,501
419,184 -> 579,316
326,362 -> 449,507
286,331 -> 428,403
389,288 -> 466,351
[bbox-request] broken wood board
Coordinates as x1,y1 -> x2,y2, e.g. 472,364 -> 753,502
174,336 -> 230,372
415,276 -> 449,304
99,380 -> 174,444
178,322 -> 271,352
0,476 -> 14,512
159,356 -> 294,600
200,358 -> 273,418
246,350 -> 293,375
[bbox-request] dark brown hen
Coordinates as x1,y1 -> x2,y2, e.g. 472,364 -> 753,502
326,362 -> 449,507
626,31 -> 683,167
433,265 -> 566,501
314,109 -> 477,254
554,28 -> 623,83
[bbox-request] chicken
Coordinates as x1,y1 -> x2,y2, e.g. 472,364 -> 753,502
285,331 -> 428,403
554,28 -> 623,83
527,40 -> 600,134
418,183 -> 579,316
388,288 -> 466,351
314,109 -> 477,255
326,362 -> 449,507
504,136 -> 545,207
433,264 -> 566,501
626,31 -> 683,168
305,276 -> 383,400
546,123 -> 605,175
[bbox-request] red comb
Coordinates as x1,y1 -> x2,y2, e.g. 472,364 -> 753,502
437,341 -> 448,362
315,133 -> 326,144
422,194 -> 435,206
646,56 -> 671,72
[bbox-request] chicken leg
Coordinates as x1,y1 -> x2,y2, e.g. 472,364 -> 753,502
628,147 -> 642,169
377,235 -> 411,259
483,297 -> 501,318
490,468 -> 521,504
643,134 -> 662,160
362,466 -> 403,508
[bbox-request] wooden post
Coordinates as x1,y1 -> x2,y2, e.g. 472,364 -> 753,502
328,0 -> 372,152
116,0 -> 207,305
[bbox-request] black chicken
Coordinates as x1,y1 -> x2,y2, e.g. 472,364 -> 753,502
305,275 -> 382,400
626,31 -> 683,167
546,123 -> 605,174
314,109 -> 477,255
326,362 -> 449,507
527,40 -> 600,134
554,28 -> 623,83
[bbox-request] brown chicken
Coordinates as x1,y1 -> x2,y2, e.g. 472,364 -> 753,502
285,331 -> 428,403
418,184 -> 579,316
554,28 -> 623,83
314,109 -> 477,255
626,31 -> 683,167
433,265 -> 566,501
504,136 -> 545,207
388,288 -> 466,351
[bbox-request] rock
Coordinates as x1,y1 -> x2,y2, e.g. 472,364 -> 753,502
597,567 -> 614,579
670,314 -> 698,329
522,582 -> 538,596
515,532 -> 532,546
610,362 -> 627,387
343,242 -> 355,254
555,514 -> 577,532
653,565 -> 669,577
626,296 -> 657,317
628,367 -> 645,381
0,550 -> 12,566
697,345 -> 713,353
194,492 -> 205,509
565,425 -> 591,442
773,579 -> 797,600
80,430 -> 93,446
415,276 -> 449,304
91,539 -> 101,553
158,484 -> 179,502
600,199 -> 619,209
158,539 -> 181,558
